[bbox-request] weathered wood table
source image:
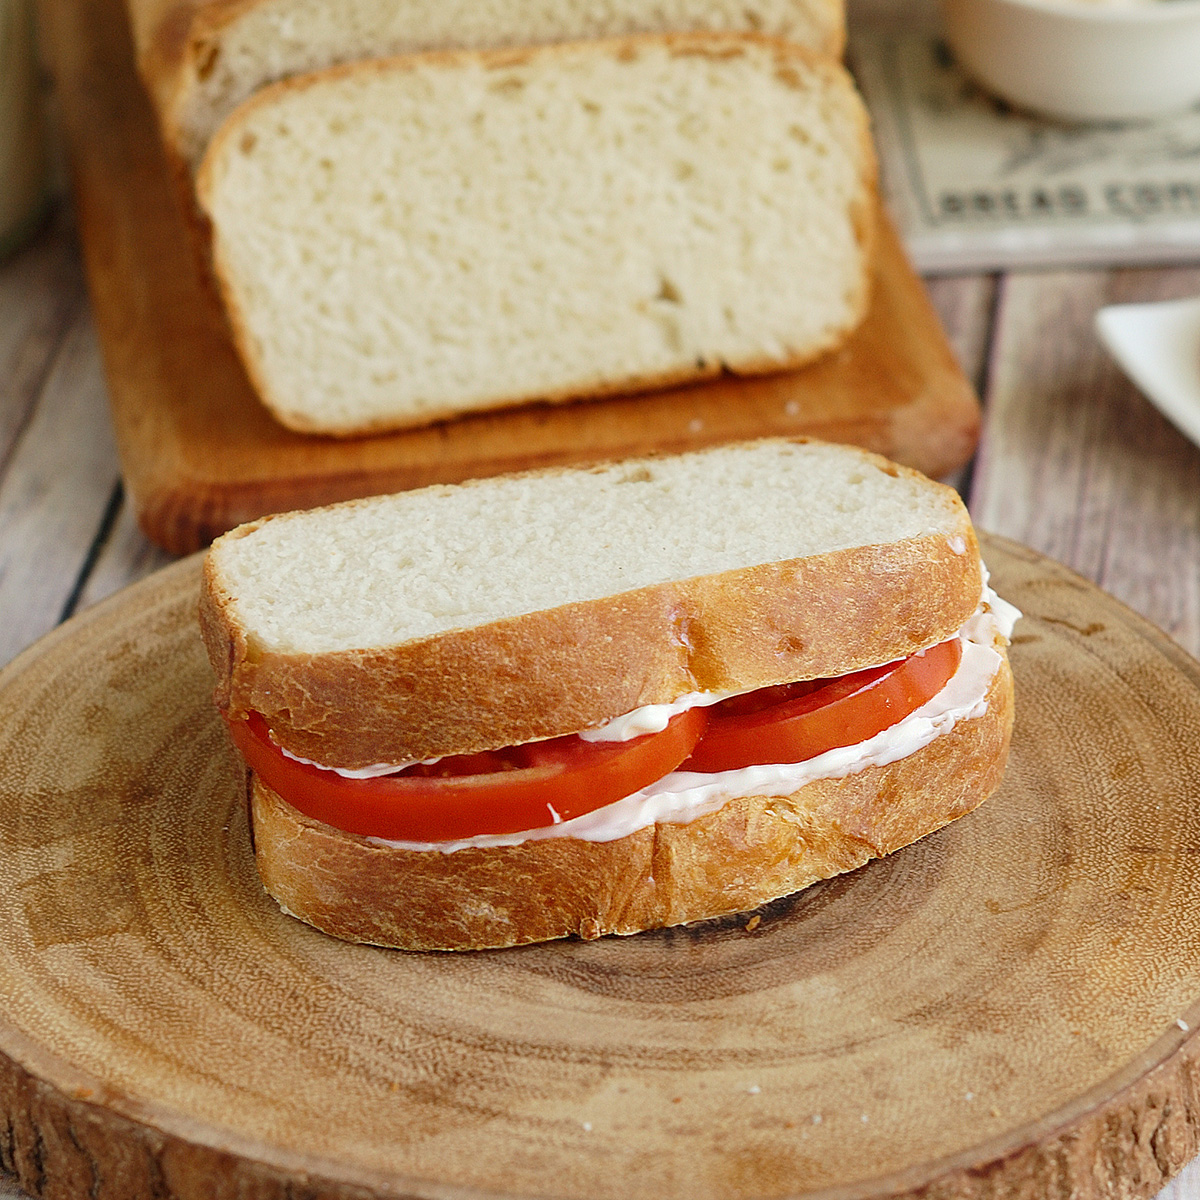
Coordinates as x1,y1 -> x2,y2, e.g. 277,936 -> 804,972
2,201 -> 1200,1199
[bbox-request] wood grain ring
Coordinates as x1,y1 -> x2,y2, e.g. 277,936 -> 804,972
2,535 -> 1200,1200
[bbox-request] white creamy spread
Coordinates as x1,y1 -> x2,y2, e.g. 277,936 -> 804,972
578,688 -> 734,743
356,580 -> 1018,854
279,749 -> 440,778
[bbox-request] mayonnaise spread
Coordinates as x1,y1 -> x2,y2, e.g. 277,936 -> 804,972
354,581 -> 1019,854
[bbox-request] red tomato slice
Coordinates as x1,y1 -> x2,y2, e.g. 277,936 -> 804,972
225,707 -> 709,842
680,637 -> 963,773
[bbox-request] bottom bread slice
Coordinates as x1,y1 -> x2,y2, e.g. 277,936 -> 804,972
249,654 -> 1014,951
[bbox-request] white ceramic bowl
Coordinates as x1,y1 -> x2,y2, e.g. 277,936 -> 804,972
942,0 -> 1200,123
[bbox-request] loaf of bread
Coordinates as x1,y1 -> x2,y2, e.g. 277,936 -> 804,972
193,34 -> 876,435
200,439 -> 1015,950
127,0 -> 846,172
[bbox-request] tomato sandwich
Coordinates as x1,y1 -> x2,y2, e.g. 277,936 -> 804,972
200,438 -> 1017,950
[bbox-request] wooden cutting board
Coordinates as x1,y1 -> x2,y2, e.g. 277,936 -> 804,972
3,536 -> 1200,1200
38,0 -> 981,555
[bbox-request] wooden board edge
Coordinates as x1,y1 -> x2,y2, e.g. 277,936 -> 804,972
2,937 -> 1198,1200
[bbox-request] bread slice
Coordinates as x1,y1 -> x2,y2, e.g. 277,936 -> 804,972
193,34 -> 877,435
128,0 -> 846,174
248,647 -> 1014,950
200,439 -> 984,770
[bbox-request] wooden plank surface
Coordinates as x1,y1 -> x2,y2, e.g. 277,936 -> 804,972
0,214 -> 172,670
38,0 -> 982,555
971,265 -> 1200,659
0,219 -> 121,664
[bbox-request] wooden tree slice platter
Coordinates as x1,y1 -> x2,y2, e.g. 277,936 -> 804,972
38,0 -> 980,555
4,535 -> 1200,1200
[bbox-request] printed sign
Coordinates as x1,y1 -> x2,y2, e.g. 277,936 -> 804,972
849,31 -> 1200,272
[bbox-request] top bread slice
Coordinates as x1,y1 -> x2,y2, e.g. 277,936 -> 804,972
194,34 -> 876,436
128,0 -> 846,173
200,439 -> 984,770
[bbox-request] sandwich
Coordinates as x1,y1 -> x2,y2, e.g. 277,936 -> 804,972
199,439 -> 1017,951
191,34 -> 877,435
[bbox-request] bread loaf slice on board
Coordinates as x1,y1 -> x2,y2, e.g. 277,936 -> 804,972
200,439 -> 983,770
194,34 -> 877,436
127,0 -> 846,174
248,652 -> 1014,951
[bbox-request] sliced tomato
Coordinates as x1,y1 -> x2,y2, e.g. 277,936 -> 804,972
227,638 -> 964,841
225,707 -> 708,842
680,637 -> 963,774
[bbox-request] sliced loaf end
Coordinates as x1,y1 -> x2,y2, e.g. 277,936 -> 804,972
130,0 -> 848,171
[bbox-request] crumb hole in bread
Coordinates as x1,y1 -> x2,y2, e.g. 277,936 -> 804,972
674,45 -> 744,61
743,8 -> 765,29
788,123 -> 812,145
239,132 -> 257,155
775,66 -> 805,90
773,156 -> 792,173
776,634 -> 805,656
488,75 -> 526,95
490,49 -> 534,70
194,38 -> 219,82
581,99 -> 601,115
674,160 -> 695,181
619,466 -> 655,484
656,276 -> 682,304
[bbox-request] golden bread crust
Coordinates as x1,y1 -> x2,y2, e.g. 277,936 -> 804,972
128,0 -> 250,164
200,518 -> 983,768
248,648 -> 1013,950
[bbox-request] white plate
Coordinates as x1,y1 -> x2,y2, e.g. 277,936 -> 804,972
1095,296 -> 1200,450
